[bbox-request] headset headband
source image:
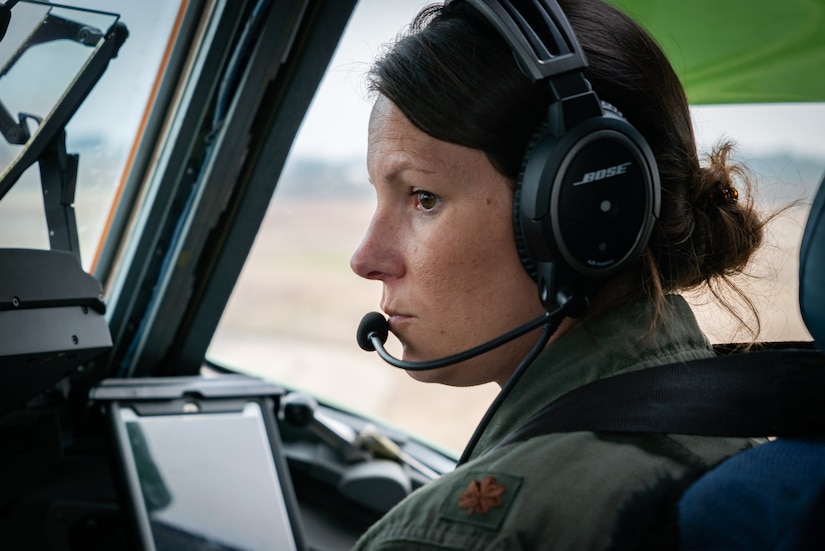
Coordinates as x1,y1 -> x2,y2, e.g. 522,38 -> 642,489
445,0 -> 587,80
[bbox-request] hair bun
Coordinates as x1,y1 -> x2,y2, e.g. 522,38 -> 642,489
689,142 -> 763,281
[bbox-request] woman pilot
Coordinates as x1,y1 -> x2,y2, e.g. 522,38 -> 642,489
350,0 -> 766,548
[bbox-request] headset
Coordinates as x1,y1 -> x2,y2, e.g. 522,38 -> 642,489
447,0 -> 661,311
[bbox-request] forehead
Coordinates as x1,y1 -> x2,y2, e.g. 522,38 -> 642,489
367,96 -> 491,182
367,98 -> 438,180
368,97 -> 432,156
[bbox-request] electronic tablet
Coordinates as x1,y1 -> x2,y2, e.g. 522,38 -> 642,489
93,376 -> 305,551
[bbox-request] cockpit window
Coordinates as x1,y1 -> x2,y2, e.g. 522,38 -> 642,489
208,0 -> 497,454
210,3 -> 825,454
0,0 -> 185,272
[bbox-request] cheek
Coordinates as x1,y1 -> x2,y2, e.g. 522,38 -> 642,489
412,204 -> 520,308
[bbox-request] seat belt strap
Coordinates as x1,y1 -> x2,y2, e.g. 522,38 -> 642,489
496,348 -> 825,449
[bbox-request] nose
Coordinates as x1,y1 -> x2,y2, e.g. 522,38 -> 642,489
350,208 -> 402,281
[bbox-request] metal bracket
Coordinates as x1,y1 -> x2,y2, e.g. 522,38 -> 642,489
38,129 -> 81,261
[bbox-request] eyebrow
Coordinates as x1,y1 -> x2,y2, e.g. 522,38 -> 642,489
386,166 -> 436,183
379,155 -> 438,185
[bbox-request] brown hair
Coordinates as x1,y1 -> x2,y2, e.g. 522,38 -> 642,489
368,0 -> 766,337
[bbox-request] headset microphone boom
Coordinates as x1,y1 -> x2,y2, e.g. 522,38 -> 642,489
357,311 -> 554,371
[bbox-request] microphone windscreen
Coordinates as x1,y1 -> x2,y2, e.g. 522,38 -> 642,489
357,312 -> 389,352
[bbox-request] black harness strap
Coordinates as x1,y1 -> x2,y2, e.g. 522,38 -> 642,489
496,348 -> 825,450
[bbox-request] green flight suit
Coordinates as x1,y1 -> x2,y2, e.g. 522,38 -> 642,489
353,295 -> 755,550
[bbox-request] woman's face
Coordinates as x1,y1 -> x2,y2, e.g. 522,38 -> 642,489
350,96 -> 546,387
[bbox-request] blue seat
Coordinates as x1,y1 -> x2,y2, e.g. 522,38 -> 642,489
800,172 -> 825,348
676,174 -> 825,550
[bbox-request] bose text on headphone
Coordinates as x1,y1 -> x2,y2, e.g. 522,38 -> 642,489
447,0 -> 661,311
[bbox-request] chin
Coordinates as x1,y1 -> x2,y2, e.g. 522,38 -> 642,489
406,367 -> 454,385
404,362 -> 495,388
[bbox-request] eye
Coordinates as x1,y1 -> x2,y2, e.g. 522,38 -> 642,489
414,190 -> 439,212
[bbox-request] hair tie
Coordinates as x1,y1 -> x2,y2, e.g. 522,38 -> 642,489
710,185 -> 738,206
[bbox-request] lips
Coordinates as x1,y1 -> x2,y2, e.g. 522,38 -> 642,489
386,313 -> 412,329
382,308 -> 413,332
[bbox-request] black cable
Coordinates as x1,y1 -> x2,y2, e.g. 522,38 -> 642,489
456,312 -> 562,465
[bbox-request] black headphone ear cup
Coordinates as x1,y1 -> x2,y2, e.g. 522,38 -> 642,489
514,115 -> 660,287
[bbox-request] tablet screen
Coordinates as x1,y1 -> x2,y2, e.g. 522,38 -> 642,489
117,402 -> 299,551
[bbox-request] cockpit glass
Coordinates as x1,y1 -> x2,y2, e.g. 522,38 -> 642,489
208,0 -> 494,455
0,1 -> 118,250
0,2 -> 118,138
0,0 -> 184,271
206,0 -> 825,454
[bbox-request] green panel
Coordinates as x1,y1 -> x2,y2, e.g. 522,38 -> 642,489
607,0 -> 825,104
